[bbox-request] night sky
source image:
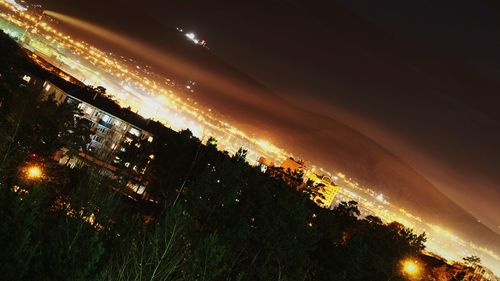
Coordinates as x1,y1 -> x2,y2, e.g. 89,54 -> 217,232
36,0 -> 500,234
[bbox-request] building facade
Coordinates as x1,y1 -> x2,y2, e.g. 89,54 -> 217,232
39,78 -> 156,198
41,80 -> 154,169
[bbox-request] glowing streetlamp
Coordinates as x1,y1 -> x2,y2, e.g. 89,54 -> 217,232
402,259 -> 421,277
26,165 -> 43,180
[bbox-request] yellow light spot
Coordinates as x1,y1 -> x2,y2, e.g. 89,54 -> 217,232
26,166 -> 43,179
402,259 -> 420,276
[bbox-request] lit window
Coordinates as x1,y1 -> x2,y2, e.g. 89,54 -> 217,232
92,135 -> 103,143
129,128 -> 140,137
102,114 -> 113,123
22,75 -> 31,83
147,136 -> 154,142
135,185 -> 146,195
85,107 -> 93,115
45,84 -> 51,91
97,126 -> 107,133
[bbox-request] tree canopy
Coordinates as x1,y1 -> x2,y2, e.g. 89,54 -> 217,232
0,30 -> 429,281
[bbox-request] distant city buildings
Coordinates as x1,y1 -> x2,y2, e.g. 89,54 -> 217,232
256,156 -> 274,173
280,157 -> 305,173
305,173 -> 340,209
473,265 -> 498,281
258,156 -> 340,209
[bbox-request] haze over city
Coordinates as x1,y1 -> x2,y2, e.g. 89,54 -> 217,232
0,0 -> 499,279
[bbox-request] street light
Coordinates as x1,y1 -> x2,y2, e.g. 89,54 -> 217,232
26,165 -> 43,180
388,259 -> 422,281
402,259 -> 420,277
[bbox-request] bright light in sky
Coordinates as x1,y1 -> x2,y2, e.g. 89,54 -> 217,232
185,32 -> 200,44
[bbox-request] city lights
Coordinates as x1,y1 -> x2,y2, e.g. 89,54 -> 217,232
1,0 -> 499,275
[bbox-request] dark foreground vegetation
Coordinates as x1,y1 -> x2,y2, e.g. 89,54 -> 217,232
0,31 -> 429,281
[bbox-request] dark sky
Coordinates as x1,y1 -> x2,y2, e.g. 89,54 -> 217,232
37,0 -> 500,233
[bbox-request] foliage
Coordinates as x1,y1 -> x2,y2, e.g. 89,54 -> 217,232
0,31 -> 430,281
462,255 -> 481,267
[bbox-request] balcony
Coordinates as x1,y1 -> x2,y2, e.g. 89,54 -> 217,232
97,118 -> 113,128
